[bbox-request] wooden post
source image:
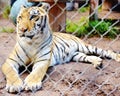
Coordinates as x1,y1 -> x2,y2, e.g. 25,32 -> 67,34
28,0 -> 66,32
89,0 -> 99,21
102,0 -> 118,11
49,2 -> 66,32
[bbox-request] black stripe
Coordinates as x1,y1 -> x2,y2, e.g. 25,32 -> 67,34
91,46 -> 97,55
80,45 -> 85,53
55,37 -> 68,55
35,16 -> 43,29
34,59 -> 49,63
8,57 -> 21,66
78,56 -> 83,61
86,45 -> 91,54
29,15 -> 36,20
15,49 -> 25,64
91,47 -> 99,56
40,16 -> 43,26
82,56 -> 86,62
36,34 -> 52,54
95,47 -> 98,54
53,42 -> 60,62
72,52 -> 79,60
39,50 -> 51,58
41,15 -> 47,32
71,38 -> 79,52
18,41 -> 30,59
84,57 -> 89,62
52,51 -> 57,62
55,35 -> 70,47
35,17 -> 39,21
73,52 -> 79,57
73,54 -> 83,62
54,42 -> 60,53
40,34 -> 52,50
61,47 -> 64,53
56,40 -> 65,53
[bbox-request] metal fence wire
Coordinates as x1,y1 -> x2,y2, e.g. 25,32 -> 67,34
0,0 -> 120,96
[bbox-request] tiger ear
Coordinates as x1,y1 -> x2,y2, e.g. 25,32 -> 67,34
38,3 -> 50,12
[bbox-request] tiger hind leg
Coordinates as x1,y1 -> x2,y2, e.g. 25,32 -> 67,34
84,44 -> 120,62
72,52 -> 102,68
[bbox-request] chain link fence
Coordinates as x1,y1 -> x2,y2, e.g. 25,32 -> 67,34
0,0 -> 120,95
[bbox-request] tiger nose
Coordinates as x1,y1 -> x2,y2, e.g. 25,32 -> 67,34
20,28 -> 28,32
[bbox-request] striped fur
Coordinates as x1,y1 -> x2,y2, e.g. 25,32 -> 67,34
2,3 -> 120,93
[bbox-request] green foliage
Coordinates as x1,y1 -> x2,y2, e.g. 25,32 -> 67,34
66,17 -> 89,37
89,20 -> 119,38
107,27 -> 120,38
2,5 -> 11,19
90,20 -> 111,35
78,7 -> 89,13
66,20 -> 78,33
0,27 -> 15,33
66,18 -> 120,39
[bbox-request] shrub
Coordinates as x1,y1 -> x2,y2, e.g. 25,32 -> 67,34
66,17 -> 89,37
2,5 -> 11,19
89,20 -> 120,38
66,18 -> 119,39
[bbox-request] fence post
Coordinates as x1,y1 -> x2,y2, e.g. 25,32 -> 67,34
89,0 -> 99,21
102,0 -> 118,11
49,2 -> 66,32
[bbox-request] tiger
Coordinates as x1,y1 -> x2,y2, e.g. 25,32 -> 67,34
2,3 -> 120,93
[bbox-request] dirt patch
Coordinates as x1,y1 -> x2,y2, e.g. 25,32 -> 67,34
0,18 -> 120,96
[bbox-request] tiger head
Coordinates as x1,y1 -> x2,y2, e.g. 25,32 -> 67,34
16,3 -> 50,39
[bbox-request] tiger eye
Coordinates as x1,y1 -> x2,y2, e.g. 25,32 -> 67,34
34,10 -> 39,14
18,16 -> 22,19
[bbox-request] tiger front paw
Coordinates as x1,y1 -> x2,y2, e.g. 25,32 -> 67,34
6,78 -> 23,93
24,76 -> 42,92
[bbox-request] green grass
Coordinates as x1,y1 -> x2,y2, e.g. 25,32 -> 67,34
0,27 -> 15,33
66,17 -> 120,39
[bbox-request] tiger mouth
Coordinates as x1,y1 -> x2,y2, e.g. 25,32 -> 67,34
20,34 -> 35,39
26,35 -> 34,39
